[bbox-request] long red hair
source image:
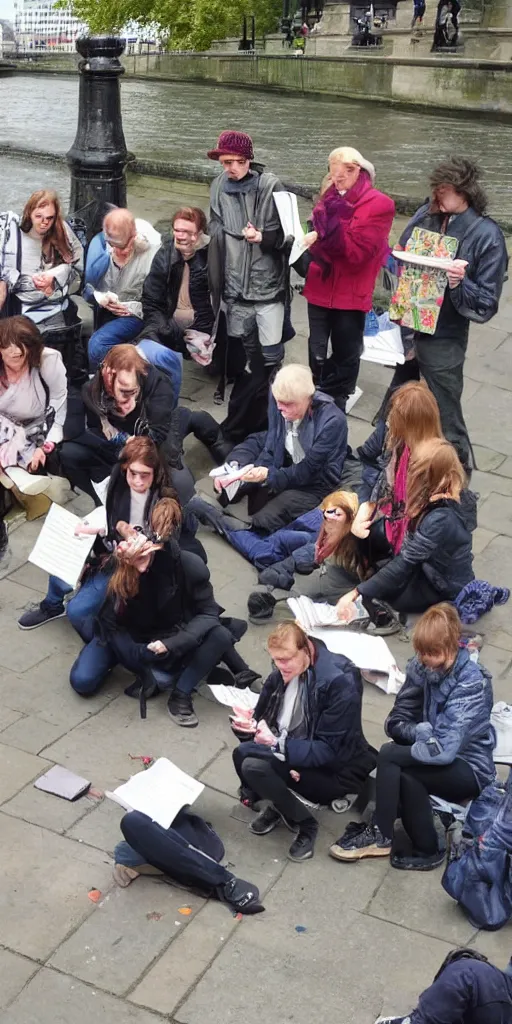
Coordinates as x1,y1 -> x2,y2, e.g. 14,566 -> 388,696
20,189 -> 74,265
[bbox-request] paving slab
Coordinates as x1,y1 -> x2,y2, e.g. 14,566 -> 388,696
129,900 -> 240,1016
472,922 -> 512,967
0,813 -> 113,960
67,797 -> 125,853
0,714 -> 67,754
42,693 -> 228,790
467,323 -> 511,357
0,948 -> 39,1011
2,967 -> 166,1024
0,707 -> 24,731
497,457 -> 512,479
1,779 -> 95,835
471,469 -> 512,498
479,644 -> 512,682
473,536 -> 512,646
465,337 -> 512,392
0,742 -> 50,804
477,492 -> 512,538
366,863 -> 476,944
50,879 -> 205,996
472,525 -> 499,555
0,656 -> 120,729
175,902 -> 453,1024
198,745 -> 240,800
464,384 -> 512,457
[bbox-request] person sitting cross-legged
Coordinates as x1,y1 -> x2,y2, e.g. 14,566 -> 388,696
208,363 -> 348,534
330,603 -> 495,870
232,622 -> 376,862
112,806 -> 265,916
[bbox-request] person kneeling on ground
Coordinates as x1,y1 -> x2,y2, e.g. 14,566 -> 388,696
113,806 -> 264,915
335,438 -> 474,626
70,501 -> 258,725
375,947 -> 512,1024
210,363 -> 348,534
232,621 -> 376,862
330,603 -> 495,870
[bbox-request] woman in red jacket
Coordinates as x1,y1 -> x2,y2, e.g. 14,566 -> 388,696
303,147 -> 395,410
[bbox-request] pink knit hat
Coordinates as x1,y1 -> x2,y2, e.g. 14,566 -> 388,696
207,130 -> 254,162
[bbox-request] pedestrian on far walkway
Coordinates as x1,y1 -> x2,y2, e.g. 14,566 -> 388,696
411,0 -> 426,28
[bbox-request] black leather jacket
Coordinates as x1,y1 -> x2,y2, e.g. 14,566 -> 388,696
141,236 -> 214,347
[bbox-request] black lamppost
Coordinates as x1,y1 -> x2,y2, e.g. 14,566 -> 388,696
67,35 -> 128,237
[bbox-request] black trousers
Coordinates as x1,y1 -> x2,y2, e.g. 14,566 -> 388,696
416,336 -> 472,471
375,742 -> 480,855
307,304 -> 365,408
60,434 -> 118,505
233,742 -> 376,822
248,484 -> 327,534
221,341 -> 276,444
120,810 -> 230,890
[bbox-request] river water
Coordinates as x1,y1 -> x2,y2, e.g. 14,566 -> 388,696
1,73 -> 511,219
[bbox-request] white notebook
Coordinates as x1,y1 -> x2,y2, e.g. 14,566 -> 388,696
105,757 -> 204,830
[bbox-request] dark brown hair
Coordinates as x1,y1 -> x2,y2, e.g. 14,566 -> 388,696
119,436 -> 169,493
413,603 -> 461,660
387,381 -> 443,452
0,315 -> 44,373
406,438 -> 466,521
172,207 -> 207,233
20,189 -> 74,264
108,498 -> 182,601
430,158 -> 488,216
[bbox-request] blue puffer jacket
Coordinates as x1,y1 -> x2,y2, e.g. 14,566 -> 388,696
357,419 -> 387,503
404,649 -> 496,792
358,498 -> 474,603
412,959 -> 512,1024
230,390 -> 347,496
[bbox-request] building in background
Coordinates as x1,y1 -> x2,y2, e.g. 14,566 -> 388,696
13,0 -> 86,52
0,20 -> 15,54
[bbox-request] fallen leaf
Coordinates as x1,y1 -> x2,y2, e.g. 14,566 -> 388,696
146,911 -> 162,921
88,889 -> 102,903
178,906 -> 192,916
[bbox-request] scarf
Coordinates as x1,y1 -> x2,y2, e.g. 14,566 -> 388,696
377,444 -> 410,555
309,171 -> 375,275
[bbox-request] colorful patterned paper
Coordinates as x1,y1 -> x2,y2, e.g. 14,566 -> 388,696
389,228 -> 459,335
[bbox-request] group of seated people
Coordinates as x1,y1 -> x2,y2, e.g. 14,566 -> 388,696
0,178 -> 507,946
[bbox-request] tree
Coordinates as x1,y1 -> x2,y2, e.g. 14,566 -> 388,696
60,0 -> 282,49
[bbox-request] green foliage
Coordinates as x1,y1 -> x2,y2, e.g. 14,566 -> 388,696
61,0 -> 282,48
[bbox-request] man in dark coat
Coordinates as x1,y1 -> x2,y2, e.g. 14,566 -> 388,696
377,948 -> 512,1024
232,622 -> 375,863
397,157 -> 508,471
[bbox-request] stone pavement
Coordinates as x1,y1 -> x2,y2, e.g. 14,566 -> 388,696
0,284 -> 512,1024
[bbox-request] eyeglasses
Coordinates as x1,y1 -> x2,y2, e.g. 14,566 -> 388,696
118,387 -> 140,399
323,507 -> 345,519
105,235 -> 135,250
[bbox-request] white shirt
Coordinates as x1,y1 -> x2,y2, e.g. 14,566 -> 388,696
129,489 -> 147,528
284,420 -> 305,464
277,676 -> 300,733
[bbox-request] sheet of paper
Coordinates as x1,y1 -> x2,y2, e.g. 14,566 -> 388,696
105,757 -> 204,830
392,250 -> 454,270
362,327 -> 405,367
307,627 -> 398,673
28,502 -> 97,588
273,191 -> 306,265
208,685 -> 259,710
288,595 -> 368,631
91,476 -> 109,505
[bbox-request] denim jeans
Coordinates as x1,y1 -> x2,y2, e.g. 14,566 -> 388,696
88,315 -> 142,370
136,339 -> 182,408
43,571 -> 110,638
118,810 -> 229,889
70,629 -> 154,695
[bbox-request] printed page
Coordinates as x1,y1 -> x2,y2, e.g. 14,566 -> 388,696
208,685 -> 259,710
28,502 -> 97,588
273,191 -> 306,264
105,758 -> 204,830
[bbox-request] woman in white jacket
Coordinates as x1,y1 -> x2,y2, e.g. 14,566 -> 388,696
0,189 -> 83,332
0,316 -> 67,552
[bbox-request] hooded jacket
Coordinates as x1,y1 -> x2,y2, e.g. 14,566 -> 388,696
413,959 -> 512,1024
230,389 -> 347,496
386,648 -> 495,792
140,235 -> 214,347
357,498 -> 474,602
208,169 -> 287,304
253,639 -> 373,771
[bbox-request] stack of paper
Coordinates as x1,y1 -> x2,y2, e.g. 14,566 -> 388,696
273,191 -> 307,265
105,757 -> 204,830
210,463 -> 254,502
288,594 -> 369,630
362,325 -> 404,367
299,624 -> 405,695
208,685 -> 259,711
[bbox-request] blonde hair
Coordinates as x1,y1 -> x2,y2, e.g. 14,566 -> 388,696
271,364 -> 315,402
413,603 -> 461,660
328,147 -> 376,184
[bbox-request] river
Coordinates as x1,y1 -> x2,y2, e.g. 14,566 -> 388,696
1,73 -> 511,219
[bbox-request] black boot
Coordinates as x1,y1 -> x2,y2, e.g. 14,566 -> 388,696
217,875 -> 265,915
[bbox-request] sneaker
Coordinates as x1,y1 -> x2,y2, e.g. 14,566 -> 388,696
329,822 -> 392,861
218,875 -> 265,915
288,818 -> 318,861
167,692 -> 199,728
113,863 -> 163,887
375,1016 -> 411,1024
18,603 -> 66,630
250,804 -> 298,835
238,784 -> 259,809
233,669 -> 262,689
391,847 -> 446,871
